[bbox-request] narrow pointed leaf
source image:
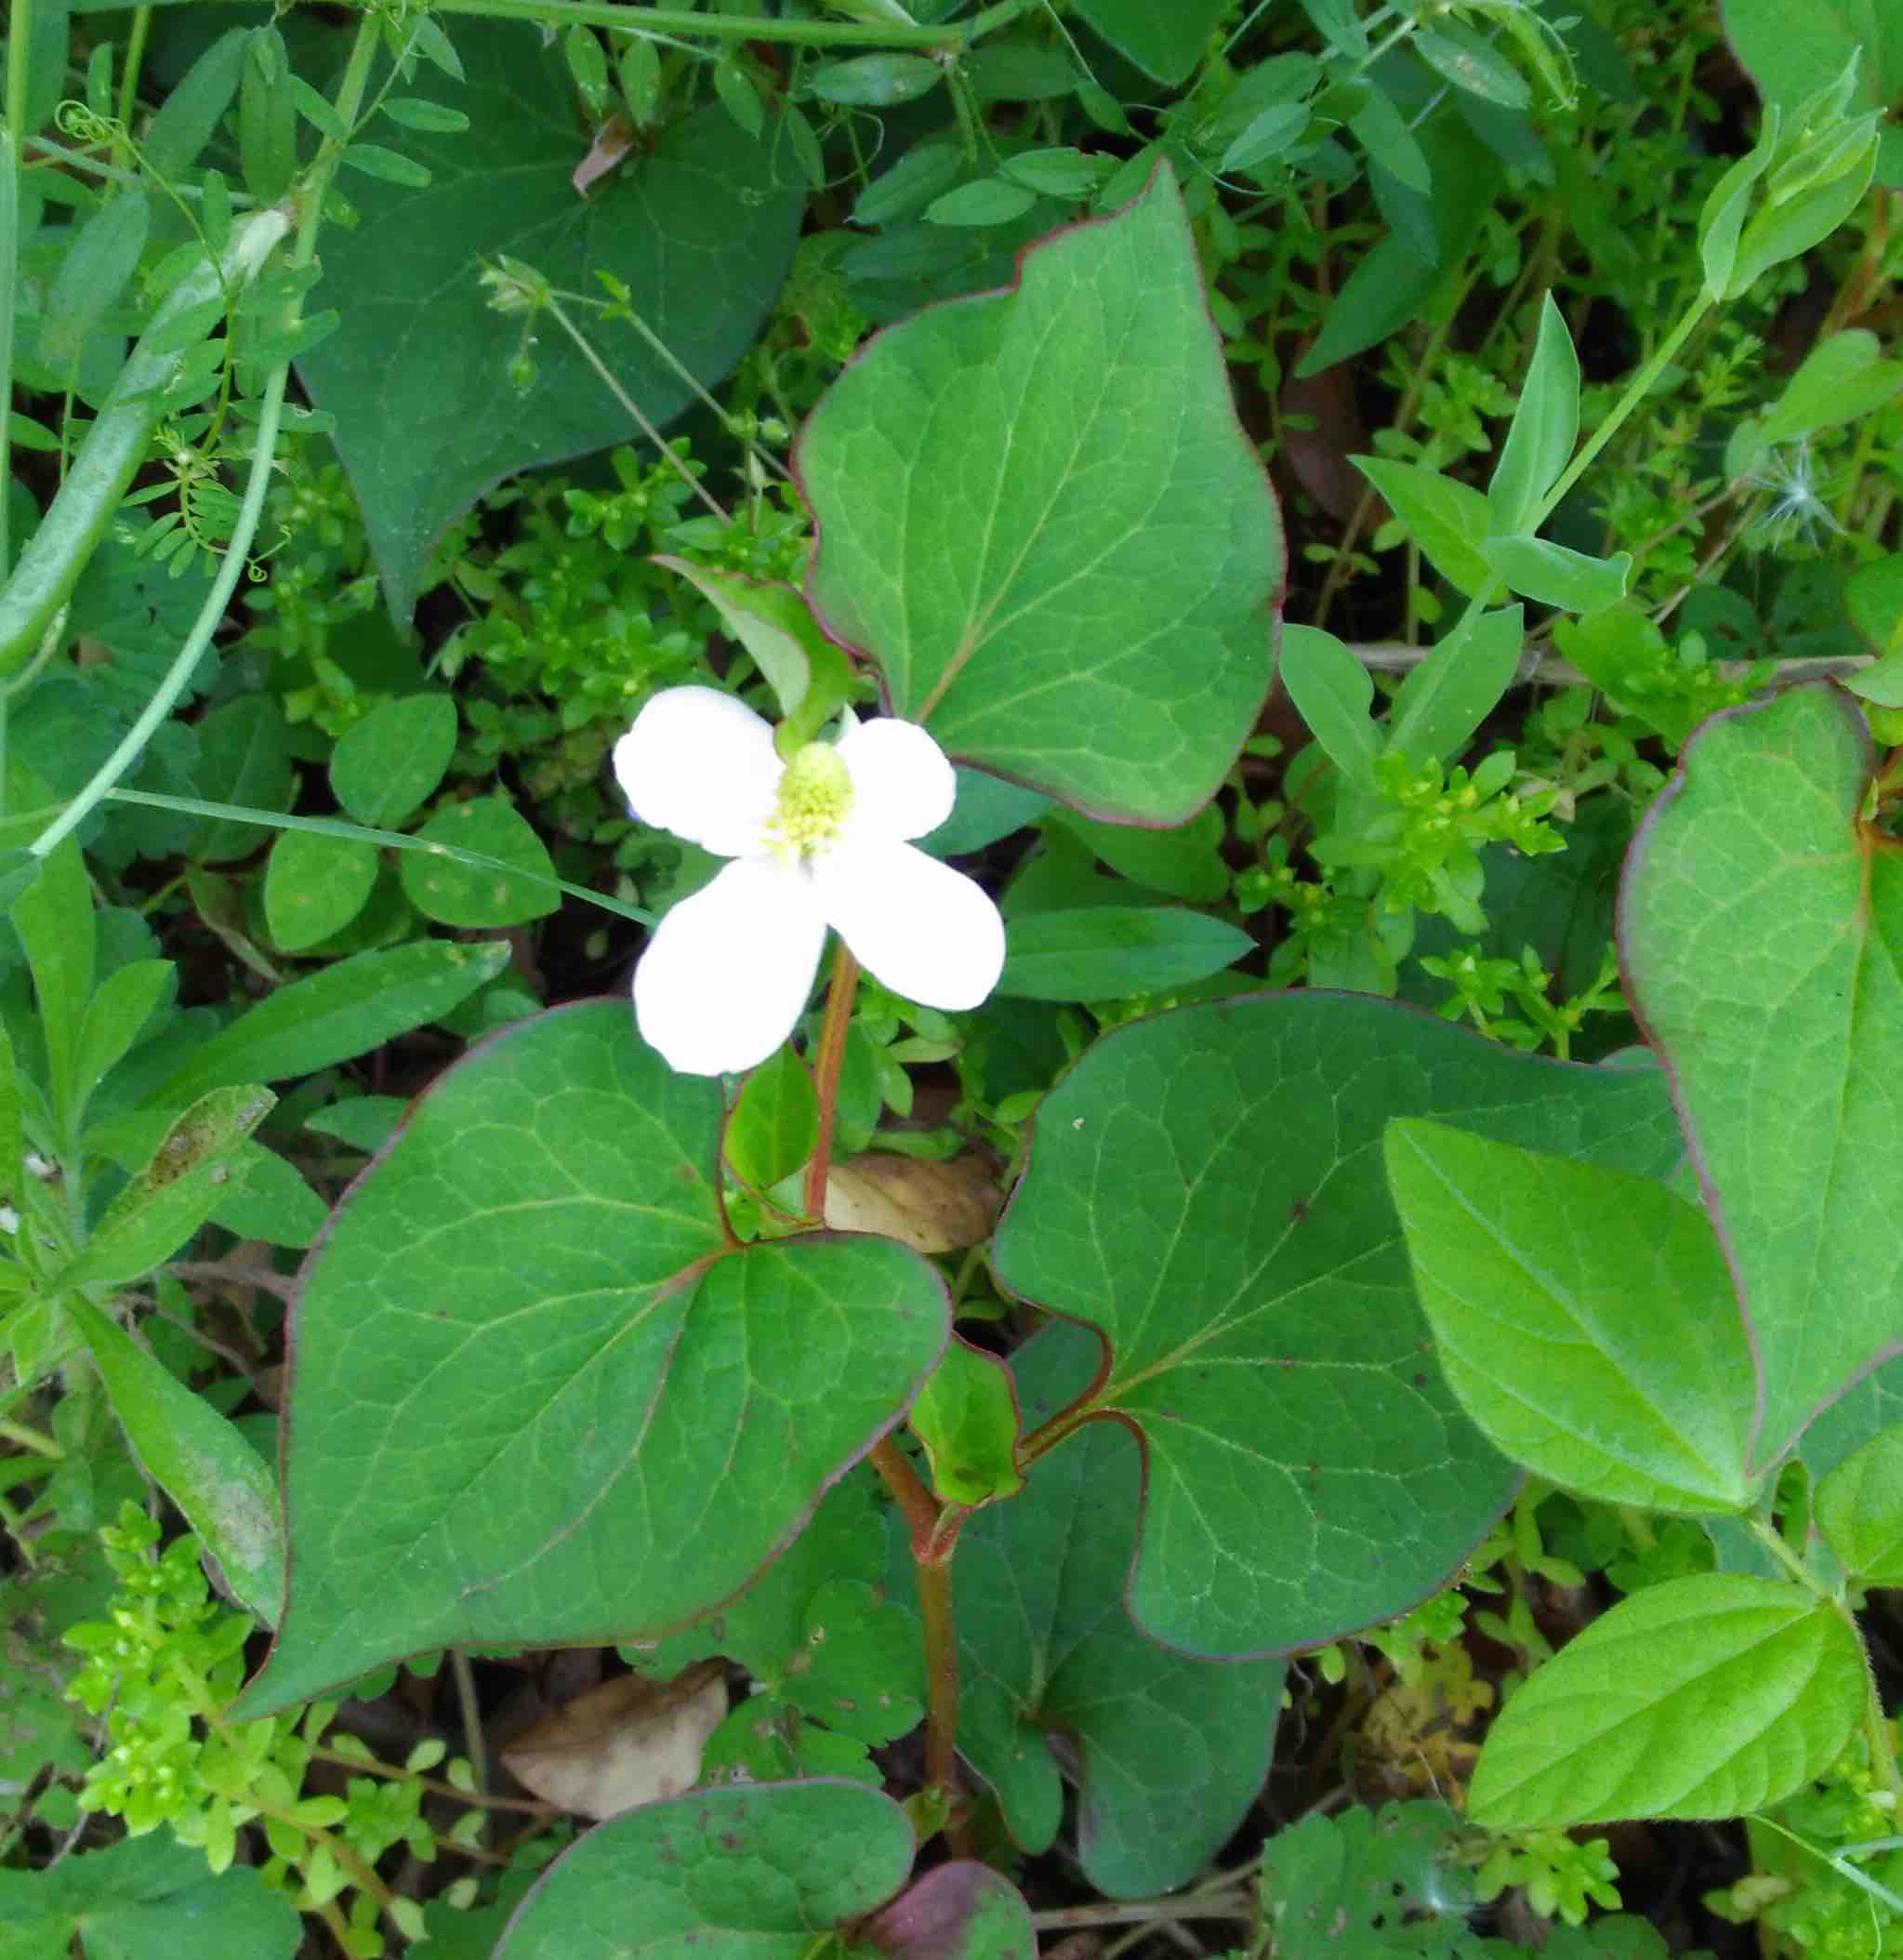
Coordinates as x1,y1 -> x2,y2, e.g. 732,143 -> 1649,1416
55,1086 -> 275,1289
1384,606 -> 1524,765
235,1002 -> 946,1714
149,940 -> 510,1106
1385,1120 -> 1756,1514
1483,536 -> 1631,613
1620,684 -> 1903,1463
991,994 -> 1684,1656
65,1294 -> 284,1625
1353,457 -> 1494,598
1469,1573 -> 1864,1825
1487,293 -> 1579,534
799,163 -> 1283,825
1280,624 -> 1379,780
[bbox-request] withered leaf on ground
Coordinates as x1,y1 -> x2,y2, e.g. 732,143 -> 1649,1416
501,1662 -> 727,1820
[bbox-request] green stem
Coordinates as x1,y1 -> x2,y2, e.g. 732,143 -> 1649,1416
429,0 -> 1039,49
539,289 -> 729,522
116,7 -> 153,129
1839,1599 -> 1903,1805
98,788 -> 655,925
0,1414 -> 61,1455
450,1649 -> 489,1817
26,136 -> 256,203
0,0 -> 31,581
1744,1512 -> 1818,1589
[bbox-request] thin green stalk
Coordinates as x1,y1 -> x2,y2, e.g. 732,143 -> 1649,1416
96,788 -> 656,926
0,0 -> 31,579
0,1415 -> 61,1456
568,285 -> 790,483
0,205 -> 292,677
116,7 -> 153,129
1744,1513 -> 1815,1588
27,136 -> 256,203
539,289 -> 730,522
1832,1597 -> 1903,1806
429,0 -> 1039,49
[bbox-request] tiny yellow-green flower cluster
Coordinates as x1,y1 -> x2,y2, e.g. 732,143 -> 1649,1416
763,742 -> 854,862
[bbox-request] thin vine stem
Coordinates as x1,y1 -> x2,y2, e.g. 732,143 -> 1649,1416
0,0 -> 31,578
538,288 -> 731,523
98,788 -> 656,927
428,0 -> 1040,50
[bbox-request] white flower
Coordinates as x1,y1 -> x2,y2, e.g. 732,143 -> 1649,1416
615,687 -> 1007,1076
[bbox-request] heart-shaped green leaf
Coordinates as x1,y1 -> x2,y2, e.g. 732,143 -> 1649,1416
1385,1120 -> 1757,1515
64,1294 -> 284,1626
1620,683 -> 1903,1464
630,1471 -> 922,1784
1069,0 -> 1229,84
297,22 -> 804,624
235,1002 -> 946,1714
495,1781 -> 915,1960
799,163 -> 1283,825
1469,1572 -> 1864,1825
991,994 -> 1684,1656
0,1834 -> 301,1960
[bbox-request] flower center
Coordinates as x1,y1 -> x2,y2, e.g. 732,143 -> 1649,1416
763,742 -> 854,862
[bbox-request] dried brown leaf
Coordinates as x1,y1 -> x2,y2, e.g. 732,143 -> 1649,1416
501,1662 -> 726,1819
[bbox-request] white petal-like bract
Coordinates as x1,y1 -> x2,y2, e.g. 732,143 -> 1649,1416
618,689 -> 1007,1075
814,841 -> 1006,1011
835,715 -> 958,842
633,857 -> 828,1075
613,686 -> 781,859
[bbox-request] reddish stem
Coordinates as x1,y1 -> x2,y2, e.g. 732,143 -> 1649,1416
868,1437 -> 967,1846
806,945 -> 969,1839
802,941 -> 860,1222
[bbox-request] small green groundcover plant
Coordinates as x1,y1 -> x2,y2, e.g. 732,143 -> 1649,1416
5,0 -> 1903,1955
